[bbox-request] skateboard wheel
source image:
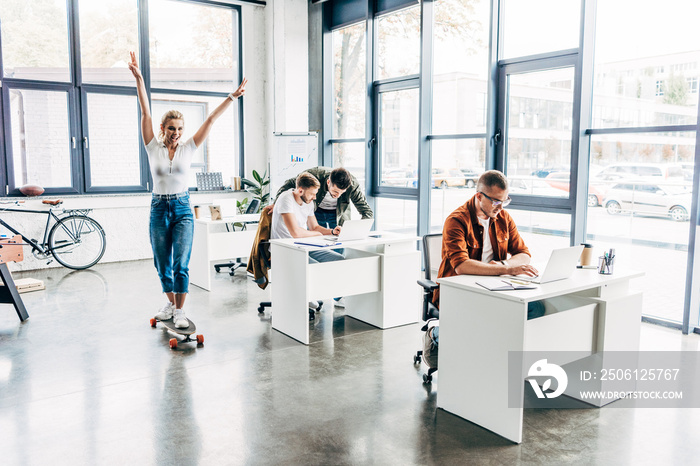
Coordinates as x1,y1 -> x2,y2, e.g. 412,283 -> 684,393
169,338 -> 178,349
196,334 -> 204,345
150,318 -> 157,327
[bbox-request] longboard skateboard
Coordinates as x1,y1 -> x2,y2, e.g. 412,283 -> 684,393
150,317 -> 204,349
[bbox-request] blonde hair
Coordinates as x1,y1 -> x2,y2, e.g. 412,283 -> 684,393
158,110 -> 184,142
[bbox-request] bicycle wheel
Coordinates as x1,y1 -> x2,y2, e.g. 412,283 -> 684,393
48,215 -> 106,270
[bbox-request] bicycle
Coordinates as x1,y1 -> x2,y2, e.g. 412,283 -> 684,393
0,199 -> 106,270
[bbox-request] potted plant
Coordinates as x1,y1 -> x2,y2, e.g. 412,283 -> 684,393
241,169 -> 270,212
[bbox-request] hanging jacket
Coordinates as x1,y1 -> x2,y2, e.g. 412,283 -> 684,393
246,209 -> 272,289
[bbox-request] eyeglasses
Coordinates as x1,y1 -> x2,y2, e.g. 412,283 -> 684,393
479,191 -> 511,207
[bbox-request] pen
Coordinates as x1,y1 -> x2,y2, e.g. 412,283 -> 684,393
508,279 -> 530,286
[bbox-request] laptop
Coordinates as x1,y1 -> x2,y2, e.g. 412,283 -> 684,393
322,218 -> 374,242
502,245 -> 584,284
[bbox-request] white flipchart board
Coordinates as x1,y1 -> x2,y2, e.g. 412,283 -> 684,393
271,133 -> 319,199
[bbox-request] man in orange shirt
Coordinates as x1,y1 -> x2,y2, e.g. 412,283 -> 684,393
434,170 -> 544,320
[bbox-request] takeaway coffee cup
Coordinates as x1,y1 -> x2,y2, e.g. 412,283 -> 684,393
580,243 -> 593,266
194,206 -> 201,219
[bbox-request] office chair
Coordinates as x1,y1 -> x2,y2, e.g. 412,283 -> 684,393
214,198 -> 261,276
414,233 -> 442,383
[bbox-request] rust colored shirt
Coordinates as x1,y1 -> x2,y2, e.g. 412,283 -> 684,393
433,195 -> 530,306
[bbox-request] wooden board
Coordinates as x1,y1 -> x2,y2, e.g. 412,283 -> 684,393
0,235 -> 23,265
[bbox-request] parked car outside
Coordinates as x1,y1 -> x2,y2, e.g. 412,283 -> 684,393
544,172 -> 608,207
596,163 -> 685,181
432,168 -> 466,188
382,169 -> 412,187
530,167 -> 566,178
459,167 -> 482,188
603,181 -> 692,222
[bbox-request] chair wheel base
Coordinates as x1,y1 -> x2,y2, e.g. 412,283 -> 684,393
414,350 -> 422,364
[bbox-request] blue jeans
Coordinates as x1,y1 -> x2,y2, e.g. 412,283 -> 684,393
315,209 -> 337,229
149,192 -> 194,294
308,248 -> 345,264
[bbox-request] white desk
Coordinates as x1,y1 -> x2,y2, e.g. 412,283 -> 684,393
190,214 -> 259,291
436,269 -> 644,444
269,233 -> 421,344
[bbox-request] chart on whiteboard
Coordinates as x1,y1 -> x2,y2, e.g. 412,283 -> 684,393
271,134 -> 319,196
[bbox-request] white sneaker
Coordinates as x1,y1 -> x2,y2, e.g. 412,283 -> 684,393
173,309 -> 189,328
308,300 -> 319,310
155,302 -> 174,321
334,297 -> 346,308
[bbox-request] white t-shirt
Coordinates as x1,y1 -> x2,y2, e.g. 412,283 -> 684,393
479,217 -> 494,264
271,189 -> 315,239
317,190 -> 337,210
145,137 -> 197,194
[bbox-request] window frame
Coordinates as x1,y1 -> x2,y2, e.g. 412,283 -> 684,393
0,0 -> 244,196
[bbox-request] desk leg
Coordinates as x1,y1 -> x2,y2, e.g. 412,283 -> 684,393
270,245 -> 310,345
0,263 -> 29,322
344,250 -> 421,328
190,221 -> 211,291
437,285 -> 526,444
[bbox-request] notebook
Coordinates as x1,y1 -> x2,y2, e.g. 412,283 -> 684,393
476,278 -> 537,291
501,245 -> 584,284
321,218 -> 374,242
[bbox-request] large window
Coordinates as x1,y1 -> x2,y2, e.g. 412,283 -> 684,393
0,0 -> 243,195
331,22 -> 367,184
429,0 -> 490,232
1,0 -> 71,82
322,0 -> 700,331
504,67 -> 575,199
502,0 -> 581,59
587,0 -> 700,325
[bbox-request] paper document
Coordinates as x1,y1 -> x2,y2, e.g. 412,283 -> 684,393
476,278 -> 537,291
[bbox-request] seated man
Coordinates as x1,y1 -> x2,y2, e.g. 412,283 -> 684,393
270,167 -> 373,230
433,170 -> 544,325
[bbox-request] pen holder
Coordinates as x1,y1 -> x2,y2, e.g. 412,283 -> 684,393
598,255 -> 614,275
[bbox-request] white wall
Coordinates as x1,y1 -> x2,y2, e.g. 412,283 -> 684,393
2,0 -> 311,272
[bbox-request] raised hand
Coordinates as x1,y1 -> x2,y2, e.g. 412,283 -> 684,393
231,78 -> 248,99
127,51 -> 142,80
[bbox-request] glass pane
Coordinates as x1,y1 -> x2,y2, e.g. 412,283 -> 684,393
588,132 -> 695,323
505,68 -> 575,198
375,198 -> 417,234
79,0 -> 139,86
376,5 -> 420,80
332,22 -> 366,139
0,1 -> 70,81
430,139 -> 486,232
507,210 -> 572,257
333,142 -> 366,188
9,89 -> 72,188
86,93 -> 140,187
432,0 -> 490,135
592,0 -> 700,128
502,0 -> 580,59
379,88 -> 419,188
149,0 -> 238,92
152,93 -> 239,188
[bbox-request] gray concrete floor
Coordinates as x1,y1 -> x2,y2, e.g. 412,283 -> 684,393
1,260 -> 699,465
